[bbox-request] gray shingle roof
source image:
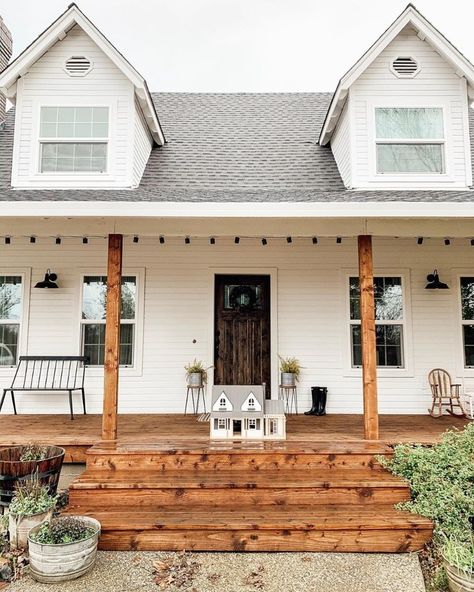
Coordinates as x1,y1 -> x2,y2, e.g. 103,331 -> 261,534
1,92 -> 474,203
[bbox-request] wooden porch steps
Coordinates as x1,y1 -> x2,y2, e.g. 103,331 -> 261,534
67,441 -> 433,552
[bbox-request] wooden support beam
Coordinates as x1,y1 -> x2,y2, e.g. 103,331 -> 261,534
358,235 -> 379,440
101,234 -> 123,443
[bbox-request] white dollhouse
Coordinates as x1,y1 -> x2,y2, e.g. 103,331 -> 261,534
210,385 -> 286,440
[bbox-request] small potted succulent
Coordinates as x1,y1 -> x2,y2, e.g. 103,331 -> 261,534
8,476 -> 57,549
442,533 -> 474,592
28,516 -> 101,583
185,359 -> 212,387
279,356 -> 301,387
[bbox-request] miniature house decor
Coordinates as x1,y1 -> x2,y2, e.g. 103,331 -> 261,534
210,385 -> 286,440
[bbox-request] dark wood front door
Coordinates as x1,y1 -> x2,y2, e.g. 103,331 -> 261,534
214,275 -> 271,396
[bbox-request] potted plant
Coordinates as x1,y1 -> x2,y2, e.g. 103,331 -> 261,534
8,476 -> 57,549
185,359 -> 212,386
442,534 -> 474,592
0,443 -> 64,508
279,356 -> 301,387
28,516 -> 101,583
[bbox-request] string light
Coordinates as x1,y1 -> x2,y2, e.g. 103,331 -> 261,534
471,239 -> 474,246
262,238 -> 267,246
5,237 -> 10,245
210,237 -> 215,245
286,236 -> 292,244
185,236 -> 190,245
83,237 -> 89,244
234,237 -> 240,244
30,236 -> 36,244
417,237 -> 424,245
55,237 -> 61,245
133,236 -> 139,243
159,236 -> 165,244
336,237 -> 342,244
444,238 -> 451,246
312,237 -> 318,244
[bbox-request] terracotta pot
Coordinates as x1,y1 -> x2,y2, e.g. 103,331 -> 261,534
28,516 -> 101,583
445,561 -> 474,592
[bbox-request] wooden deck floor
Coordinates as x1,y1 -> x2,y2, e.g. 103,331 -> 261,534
0,413 -> 468,462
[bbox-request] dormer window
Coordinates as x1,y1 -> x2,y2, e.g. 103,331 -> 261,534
39,106 -> 109,174
219,397 -> 226,409
375,107 -> 445,174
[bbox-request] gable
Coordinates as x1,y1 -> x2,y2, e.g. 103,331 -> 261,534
241,392 -> 262,412
212,392 -> 233,412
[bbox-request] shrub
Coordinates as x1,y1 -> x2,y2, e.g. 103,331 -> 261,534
30,517 -> 96,545
9,476 -> 57,517
19,443 -> 49,462
378,423 -> 474,541
279,356 -> 302,381
442,533 -> 474,576
184,360 -> 212,384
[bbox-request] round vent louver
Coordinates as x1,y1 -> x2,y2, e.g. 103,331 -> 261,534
64,55 -> 92,77
391,56 -> 420,78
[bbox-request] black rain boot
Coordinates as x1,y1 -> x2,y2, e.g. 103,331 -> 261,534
317,388 -> 327,416
304,387 -> 320,415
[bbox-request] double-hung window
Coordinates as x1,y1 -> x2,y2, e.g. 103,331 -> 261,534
0,276 -> 23,367
39,106 -> 108,173
460,277 -> 474,367
80,275 -> 136,367
349,276 -> 405,368
375,107 -> 445,174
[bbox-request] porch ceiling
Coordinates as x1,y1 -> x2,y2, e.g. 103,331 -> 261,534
1,216 -> 474,238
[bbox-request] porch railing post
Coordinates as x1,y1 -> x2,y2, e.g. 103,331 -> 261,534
101,234 -> 123,442
358,235 -> 379,440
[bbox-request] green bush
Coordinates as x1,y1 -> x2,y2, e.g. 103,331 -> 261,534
30,517 -> 95,545
378,423 -> 474,541
9,477 -> 57,518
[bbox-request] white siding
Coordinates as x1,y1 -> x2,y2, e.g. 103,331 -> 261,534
0,235 -> 472,416
330,99 -> 352,188
12,25 -> 135,189
350,25 -> 472,189
132,97 -> 153,187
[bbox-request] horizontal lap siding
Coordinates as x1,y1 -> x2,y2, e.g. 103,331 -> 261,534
14,25 -> 134,188
0,236 -> 472,415
351,27 -> 471,188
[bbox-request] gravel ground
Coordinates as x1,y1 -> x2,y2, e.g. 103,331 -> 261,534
6,550 -> 425,592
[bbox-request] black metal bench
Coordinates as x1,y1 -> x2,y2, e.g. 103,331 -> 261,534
0,356 -> 88,420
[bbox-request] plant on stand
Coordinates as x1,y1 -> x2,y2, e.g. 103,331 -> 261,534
279,356 -> 301,387
8,475 -> 57,549
185,359 -> 212,386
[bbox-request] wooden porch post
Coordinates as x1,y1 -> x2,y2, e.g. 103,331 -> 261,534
101,234 -> 123,442
358,235 -> 379,440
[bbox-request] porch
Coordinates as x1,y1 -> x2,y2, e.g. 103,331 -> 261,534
0,413 -> 467,463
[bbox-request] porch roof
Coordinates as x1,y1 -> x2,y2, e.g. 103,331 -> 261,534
1,93 -> 474,203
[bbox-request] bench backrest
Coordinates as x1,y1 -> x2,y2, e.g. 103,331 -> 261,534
10,356 -> 88,390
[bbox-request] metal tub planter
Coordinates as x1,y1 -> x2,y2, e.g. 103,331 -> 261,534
444,562 -> 474,592
28,516 -> 101,583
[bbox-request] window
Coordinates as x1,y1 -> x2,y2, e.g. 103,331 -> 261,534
219,397 -> 227,409
349,276 -> 404,368
269,418 -> 278,435
248,418 -> 257,430
248,397 -> 255,408
0,276 -> 22,367
39,107 -> 108,173
375,108 -> 444,174
217,418 -> 227,430
460,277 -> 474,367
81,275 -> 136,367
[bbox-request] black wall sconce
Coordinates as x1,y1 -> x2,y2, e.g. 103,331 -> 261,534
425,269 -> 449,290
34,269 -> 59,289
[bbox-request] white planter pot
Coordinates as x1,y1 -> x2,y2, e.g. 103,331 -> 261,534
9,509 -> 52,549
281,372 -> 296,387
187,372 -> 203,387
28,516 -> 101,584
445,561 -> 474,592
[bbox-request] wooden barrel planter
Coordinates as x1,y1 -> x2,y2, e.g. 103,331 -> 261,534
0,445 -> 65,507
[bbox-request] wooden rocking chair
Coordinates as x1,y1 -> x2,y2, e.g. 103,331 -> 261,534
428,368 -> 465,418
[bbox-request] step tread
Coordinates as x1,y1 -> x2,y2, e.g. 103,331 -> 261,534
67,505 -> 432,531
71,468 -> 406,490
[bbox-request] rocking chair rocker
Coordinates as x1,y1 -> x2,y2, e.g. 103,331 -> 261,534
428,368 -> 465,418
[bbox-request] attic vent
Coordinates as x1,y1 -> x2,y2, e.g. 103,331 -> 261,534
391,56 -> 420,78
64,55 -> 92,77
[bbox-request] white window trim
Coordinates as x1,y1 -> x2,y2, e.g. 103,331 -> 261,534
0,268 -> 31,371
453,269 -> 474,378
367,99 -> 454,185
76,268 -> 145,377
28,97 -> 117,184
342,269 -> 414,378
